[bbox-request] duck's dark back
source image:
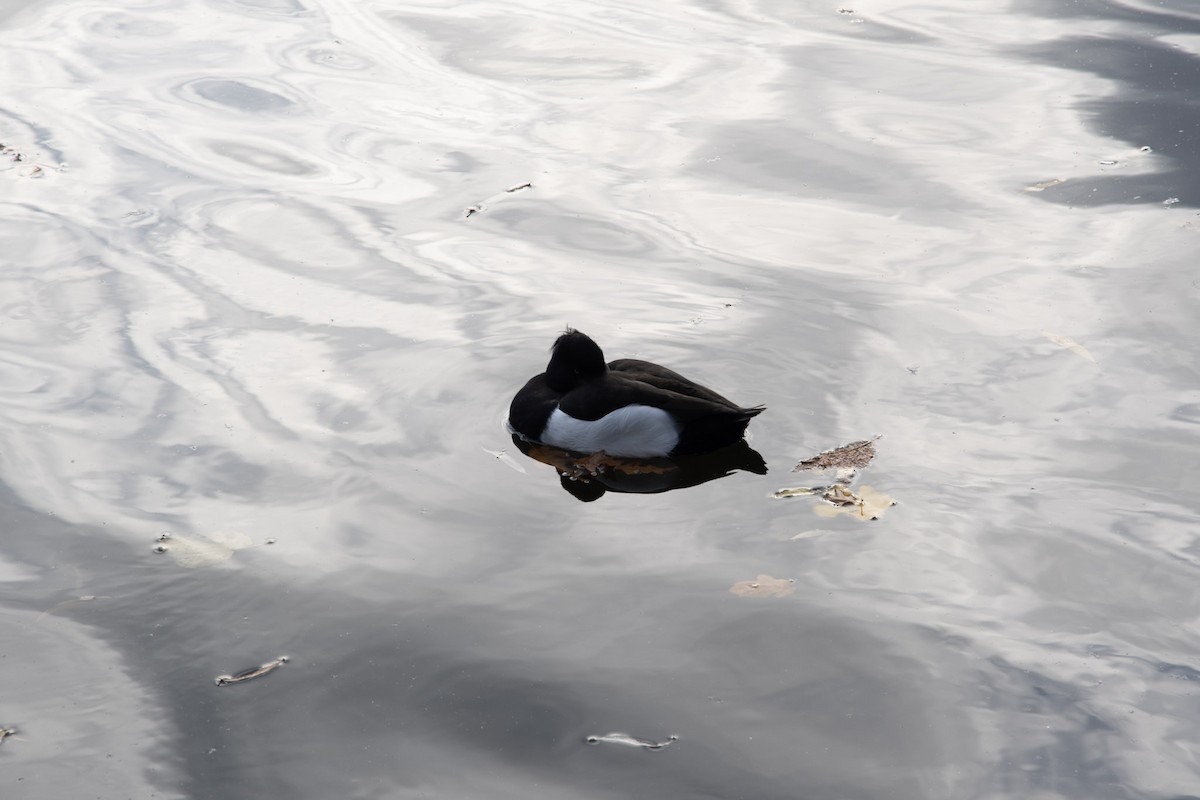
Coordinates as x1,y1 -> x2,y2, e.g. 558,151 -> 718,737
607,359 -> 741,408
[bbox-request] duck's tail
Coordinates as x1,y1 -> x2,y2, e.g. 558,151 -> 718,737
673,405 -> 765,456
740,405 -> 766,420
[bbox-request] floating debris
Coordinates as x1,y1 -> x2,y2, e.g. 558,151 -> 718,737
162,530 -> 253,568
36,594 -> 111,622
585,732 -> 678,751
465,182 -> 535,218
789,529 -> 831,540
1025,178 -> 1063,192
813,485 -> 896,520
773,486 -> 820,499
2,143 -> 59,177
1163,197 -> 1181,207
156,532 -> 172,542
1040,331 -> 1096,364
729,574 -> 796,598
823,483 -> 859,506
215,656 -> 289,686
1098,159 -> 1119,166
793,438 -> 878,471
482,446 -> 527,473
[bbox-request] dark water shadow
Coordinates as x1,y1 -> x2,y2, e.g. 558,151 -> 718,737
1019,0 -> 1200,207
0,479 -> 953,800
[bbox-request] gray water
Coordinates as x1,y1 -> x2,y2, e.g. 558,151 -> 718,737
2,0 -> 1199,798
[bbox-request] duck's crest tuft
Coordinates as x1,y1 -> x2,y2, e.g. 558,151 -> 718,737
546,328 -> 607,391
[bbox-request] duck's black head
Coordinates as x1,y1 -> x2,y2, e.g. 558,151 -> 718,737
545,329 -> 607,392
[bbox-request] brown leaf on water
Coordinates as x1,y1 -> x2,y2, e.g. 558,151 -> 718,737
729,574 -> 796,598
812,484 -> 896,521
793,438 -> 878,471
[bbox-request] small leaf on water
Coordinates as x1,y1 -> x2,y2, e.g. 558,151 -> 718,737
165,531 -> 253,568
729,574 -> 796,598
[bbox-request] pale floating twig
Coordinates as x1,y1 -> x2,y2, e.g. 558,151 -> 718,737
585,732 -> 678,751
773,486 -> 820,499
464,182 -> 534,218
1025,178 -> 1063,192
1040,331 -> 1097,364
215,656 -> 289,686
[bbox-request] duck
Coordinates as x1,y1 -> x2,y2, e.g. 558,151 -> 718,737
508,329 -> 764,458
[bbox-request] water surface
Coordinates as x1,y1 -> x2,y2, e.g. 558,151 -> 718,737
2,0 -> 1199,798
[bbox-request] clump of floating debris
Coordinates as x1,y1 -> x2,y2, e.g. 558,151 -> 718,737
792,438 -> 877,471
774,437 -> 895,520
812,484 -> 896,520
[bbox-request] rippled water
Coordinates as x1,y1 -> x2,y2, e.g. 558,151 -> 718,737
3,0 -> 1199,797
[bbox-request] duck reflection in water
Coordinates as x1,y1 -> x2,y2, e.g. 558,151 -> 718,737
511,434 -> 767,502
507,329 -> 766,500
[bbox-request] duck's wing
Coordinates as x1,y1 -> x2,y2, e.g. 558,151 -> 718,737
559,368 -> 759,424
607,358 -> 743,409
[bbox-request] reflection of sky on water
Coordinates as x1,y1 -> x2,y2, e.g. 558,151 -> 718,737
1,0 -> 1199,797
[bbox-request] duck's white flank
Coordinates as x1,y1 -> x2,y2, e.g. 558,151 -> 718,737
542,405 -> 680,457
